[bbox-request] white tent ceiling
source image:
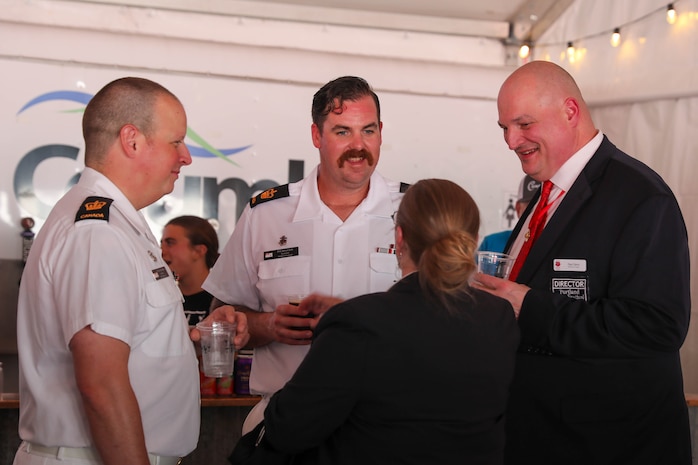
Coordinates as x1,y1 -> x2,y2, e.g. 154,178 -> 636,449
75,0 -> 574,41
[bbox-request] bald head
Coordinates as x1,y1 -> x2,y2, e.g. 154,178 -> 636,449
500,61 -> 586,108
82,77 -> 181,168
497,61 -> 597,181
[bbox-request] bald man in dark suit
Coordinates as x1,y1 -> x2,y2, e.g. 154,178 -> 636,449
475,61 -> 691,465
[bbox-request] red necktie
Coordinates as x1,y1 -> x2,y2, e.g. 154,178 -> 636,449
509,180 -> 553,281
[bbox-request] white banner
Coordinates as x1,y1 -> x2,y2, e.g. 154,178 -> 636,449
1,59 -> 520,260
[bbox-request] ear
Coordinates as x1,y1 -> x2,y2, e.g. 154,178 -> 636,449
192,243 -> 207,259
119,124 -> 140,158
563,97 -> 580,125
311,123 -> 322,149
394,225 -> 405,253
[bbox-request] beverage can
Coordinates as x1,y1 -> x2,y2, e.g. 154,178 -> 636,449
198,355 -> 217,396
234,350 -> 253,395
216,374 -> 234,396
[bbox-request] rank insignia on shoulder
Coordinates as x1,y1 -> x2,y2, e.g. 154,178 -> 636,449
250,184 -> 290,208
75,196 -> 114,222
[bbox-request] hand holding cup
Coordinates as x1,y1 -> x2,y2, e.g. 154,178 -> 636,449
195,320 -> 236,378
273,293 -> 344,345
273,295 -> 314,345
476,251 -> 515,279
189,305 -> 249,349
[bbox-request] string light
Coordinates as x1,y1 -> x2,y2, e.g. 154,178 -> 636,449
667,3 -> 677,24
610,28 -> 621,47
519,43 -> 531,59
529,2 -> 682,63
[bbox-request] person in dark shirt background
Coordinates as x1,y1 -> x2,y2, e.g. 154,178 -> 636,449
161,215 -> 219,325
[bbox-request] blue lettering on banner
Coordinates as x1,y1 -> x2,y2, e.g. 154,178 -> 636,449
12,89 -> 307,225
12,144 -> 303,224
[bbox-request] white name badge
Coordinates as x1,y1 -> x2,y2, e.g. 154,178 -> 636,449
553,259 -> 587,272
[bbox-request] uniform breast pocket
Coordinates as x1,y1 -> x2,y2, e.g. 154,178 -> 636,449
257,255 -> 311,304
369,252 -> 398,293
141,278 -> 188,357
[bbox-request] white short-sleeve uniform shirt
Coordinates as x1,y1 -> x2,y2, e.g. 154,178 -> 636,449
203,166 -> 404,396
16,168 -> 200,457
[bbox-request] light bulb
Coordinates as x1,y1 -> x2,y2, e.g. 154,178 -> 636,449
519,44 -> 530,59
610,28 -> 621,47
667,4 -> 677,25
566,42 -> 575,62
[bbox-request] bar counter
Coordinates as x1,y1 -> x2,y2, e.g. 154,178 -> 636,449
0,393 -> 260,410
0,394 -> 261,465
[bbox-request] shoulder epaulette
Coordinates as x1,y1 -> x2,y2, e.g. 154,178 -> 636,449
399,182 -> 410,193
75,196 -> 113,222
250,184 -> 290,208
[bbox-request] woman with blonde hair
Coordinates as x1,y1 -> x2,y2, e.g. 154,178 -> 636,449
235,178 -> 519,465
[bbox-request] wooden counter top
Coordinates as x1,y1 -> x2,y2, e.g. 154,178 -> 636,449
0,394 -> 19,409
685,393 -> 698,407
4,393 -> 698,408
0,394 -> 260,410
201,394 -> 261,407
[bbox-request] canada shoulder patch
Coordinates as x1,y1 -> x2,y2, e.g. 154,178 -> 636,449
250,184 -> 290,208
75,196 -> 114,222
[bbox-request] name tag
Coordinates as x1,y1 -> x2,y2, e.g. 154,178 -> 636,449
553,258 -> 587,272
552,278 -> 588,301
152,267 -> 169,280
264,247 -> 299,260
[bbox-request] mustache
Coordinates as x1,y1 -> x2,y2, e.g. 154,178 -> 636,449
337,148 -> 375,168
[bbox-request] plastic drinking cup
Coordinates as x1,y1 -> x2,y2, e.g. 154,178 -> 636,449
195,321 -> 236,378
477,251 -> 515,279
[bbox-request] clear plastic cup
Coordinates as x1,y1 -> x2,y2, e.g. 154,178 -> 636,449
195,321 -> 236,377
477,251 -> 515,279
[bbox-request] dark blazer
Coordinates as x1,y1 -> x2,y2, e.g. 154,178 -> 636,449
263,273 -> 520,465
503,136 -> 691,465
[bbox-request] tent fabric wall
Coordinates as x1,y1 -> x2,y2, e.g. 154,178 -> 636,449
534,0 -> 698,105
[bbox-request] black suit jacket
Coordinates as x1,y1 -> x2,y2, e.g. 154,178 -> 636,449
504,136 -> 691,465
263,273 -> 520,465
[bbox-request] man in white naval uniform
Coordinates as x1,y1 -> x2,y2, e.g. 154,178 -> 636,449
14,77 -> 248,465
203,76 -> 405,434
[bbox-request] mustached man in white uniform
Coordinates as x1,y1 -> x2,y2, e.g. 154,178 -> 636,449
203,76 -> 405,435
14,77 -> 249,465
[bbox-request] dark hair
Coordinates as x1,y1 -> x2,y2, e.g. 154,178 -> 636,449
311,76 -> 380,131
165,216 -> 219,269
82,77 -> 179,166
395,179 -> 479,314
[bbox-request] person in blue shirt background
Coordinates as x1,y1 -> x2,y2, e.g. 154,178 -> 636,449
478,175 -> 540,253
